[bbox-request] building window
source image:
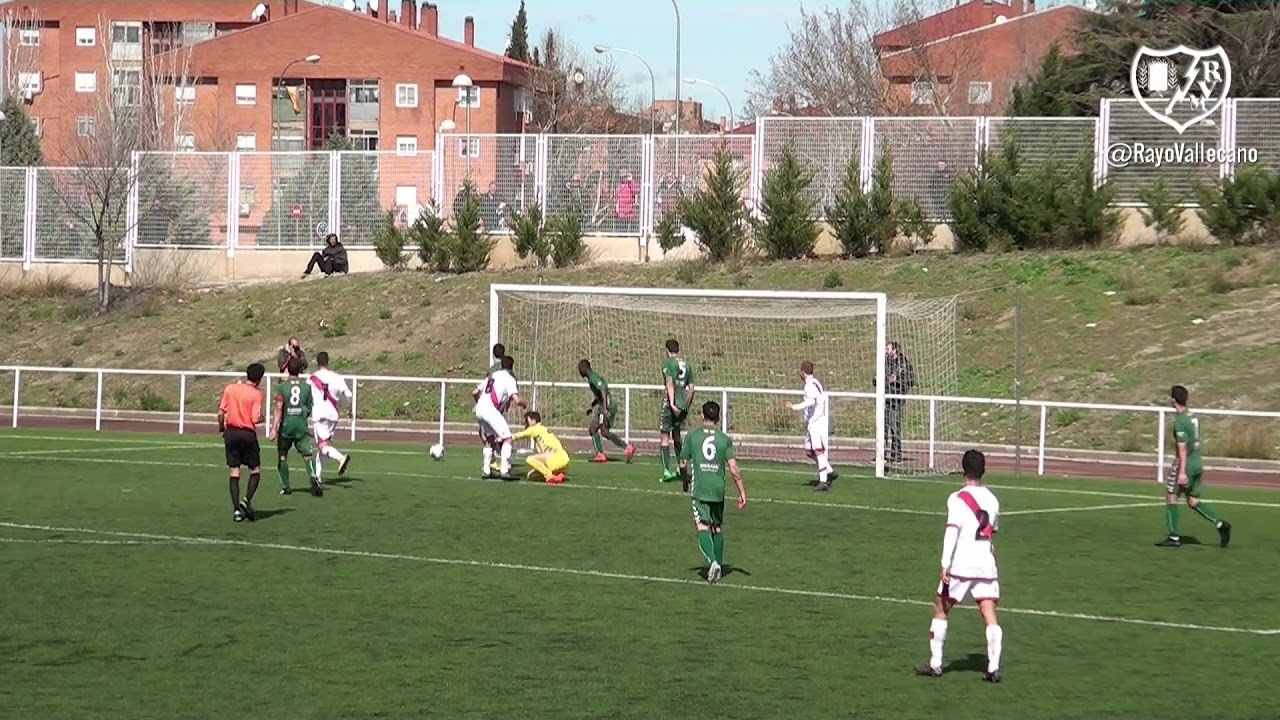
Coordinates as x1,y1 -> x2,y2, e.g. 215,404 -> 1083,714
236,133 -> 257,151
910,81 -> 935,106
350,79 -> 379,104
17,72 -> 41,94
272,129 -> 304,153
176,133 -> 195,152
349,79 -> 379,125
349,128 -> 379,151
74,72 -> 97,93
19,28 -> 40,46
396,135 -> 417,154
76,27 -> 96,46
76,117 -> 96,137
110,21 -> 142,62
458,137 -> 480,158
175,81 -> 196,104
235,84 -> 256,105
395,83 -> 418,108
112,69 -> 142,107
968,81 -> 993,106
456,85 -> 479,109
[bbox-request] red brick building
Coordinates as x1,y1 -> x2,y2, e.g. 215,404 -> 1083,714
5,0 -> 531,161
873,0 -> 1087,115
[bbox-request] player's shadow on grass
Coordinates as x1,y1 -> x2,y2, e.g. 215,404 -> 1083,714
689,565 -> 752,580
324,476 -> 364,488
254,508 -> 294,521
943,653 -> 988,674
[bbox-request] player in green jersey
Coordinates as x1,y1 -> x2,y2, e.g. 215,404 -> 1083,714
578,359 -> 636,463
679,400 -> 747,584
659,338 -> 696,483
1158,385 -> 1230,548
270,357 -> 321,497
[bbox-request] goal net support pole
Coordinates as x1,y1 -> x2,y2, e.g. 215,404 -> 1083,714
490,284 -> 958,479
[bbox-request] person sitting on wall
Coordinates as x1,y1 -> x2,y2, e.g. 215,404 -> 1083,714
302,233 -> 349,278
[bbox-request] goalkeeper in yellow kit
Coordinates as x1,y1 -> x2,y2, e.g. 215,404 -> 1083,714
513,411 -> 570,484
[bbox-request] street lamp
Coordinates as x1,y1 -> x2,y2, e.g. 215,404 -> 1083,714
452,73 -> 474,174
671,0 -> 681,138
683,78 -> 734,131
273,54 -> 320,150
594,44 -> 656,136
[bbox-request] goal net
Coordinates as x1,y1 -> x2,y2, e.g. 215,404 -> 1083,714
489,284 -> 960,478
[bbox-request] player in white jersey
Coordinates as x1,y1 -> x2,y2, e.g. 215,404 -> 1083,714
788,361 -> 839,492
473,354 -> 524,479
307,351 -> 352,484
917,449 -> 1004,684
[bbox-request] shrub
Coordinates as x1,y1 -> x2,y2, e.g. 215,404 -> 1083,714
548,212 -> 589,268
410,203 -> 450,273
1138,178 -> 1186,240
753,144 -> 820,259
138,387 -> 175,413
322,315 -> 350,338
825,149 -> 922,257
822,269 -> 843,288
371,210 -> 410,270
680,144 -> 748,262
895,197 -> 934,252
655,211 -> 683,254
509,203 -> 550,266
1195,166 -> 1280,246
825,153 -> 875,258
448,179 -> 496,273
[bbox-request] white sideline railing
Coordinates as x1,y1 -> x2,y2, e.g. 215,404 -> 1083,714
3,364 -> 1278,481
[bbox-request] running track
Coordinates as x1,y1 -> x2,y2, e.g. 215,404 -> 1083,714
10,413 -> 1278,491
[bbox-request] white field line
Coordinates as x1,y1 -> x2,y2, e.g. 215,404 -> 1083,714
0,443 -> 204,457
2,520 -> 1274,637
0,536 -> 180,546
3,432 -> 1278,507
0,452 -> 1161,519
1002,502 -> 1163,516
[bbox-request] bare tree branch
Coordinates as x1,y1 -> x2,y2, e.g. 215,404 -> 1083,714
529,29 -> 643,134
2,7 -> 43,99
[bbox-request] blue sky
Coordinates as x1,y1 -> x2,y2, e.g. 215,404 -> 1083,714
431,0 -> 853,124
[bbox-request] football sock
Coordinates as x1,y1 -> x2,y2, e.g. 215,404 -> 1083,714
660,445 -> 672,473
1193,503 -> 1222,525
711,530 -> 724,565
229,476 -> 241,510
499,441 -> 512,475
313,454 -> 324,482
602,429 -> 626,449
246,472 -> 261,502
985,624 -> 1003,673
672,429 -> 683,459
306,456 -> 318,482
697,529 -> 715,564
277,459 -> 290,490
482,445 -> 493,475
591,433 -> 604,454
323,445 -> 346,463
527,455 -> 550,480
928,618 -> 948,670
1166,504 -> 1180,537
816,450 -> 831,483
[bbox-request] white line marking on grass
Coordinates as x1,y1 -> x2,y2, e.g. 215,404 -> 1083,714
0,443 -> 203,458
0,536 -> 182,546
2,520 -> 1275,637
1003,502 -> 1163,516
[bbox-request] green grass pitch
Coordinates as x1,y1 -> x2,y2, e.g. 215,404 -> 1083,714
1,429 -> 1277,719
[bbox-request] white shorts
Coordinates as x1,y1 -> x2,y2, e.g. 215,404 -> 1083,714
474,404 -> 512,442
312,417 -> 338,444
937,577 -> 1000,605
804,420 -> 829,453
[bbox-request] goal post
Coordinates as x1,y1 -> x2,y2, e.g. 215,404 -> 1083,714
489,284 -> 959,478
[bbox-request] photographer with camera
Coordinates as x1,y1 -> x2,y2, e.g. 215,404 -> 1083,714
276,337 -> 308,375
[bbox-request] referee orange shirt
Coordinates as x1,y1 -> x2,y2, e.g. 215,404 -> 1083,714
220,382 -> 264,431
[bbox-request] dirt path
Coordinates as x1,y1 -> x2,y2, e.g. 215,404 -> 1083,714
12,414 -> 1277,491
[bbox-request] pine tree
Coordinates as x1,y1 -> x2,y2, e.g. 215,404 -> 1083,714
448,178 -> 495,272
753,143 -> 819,259
506,0 -> 532,63
825,153 -> 875,258
135,156 -> 215,245
680,145 -> 747,262
0,95 -> 42,259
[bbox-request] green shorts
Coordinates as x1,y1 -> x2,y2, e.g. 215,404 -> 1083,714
277,432 -> 315,458
594,404 -> 618,428
691,498 -> 724,528
1165,467 -> 1203,498
660,404 -> 689,434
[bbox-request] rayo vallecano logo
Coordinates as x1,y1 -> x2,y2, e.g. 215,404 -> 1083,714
1130,45 -> 1231,134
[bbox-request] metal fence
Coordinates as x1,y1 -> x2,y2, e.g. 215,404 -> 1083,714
3,98 -> 1280,268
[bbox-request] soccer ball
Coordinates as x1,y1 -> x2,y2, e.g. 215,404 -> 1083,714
429,443 -> 445,460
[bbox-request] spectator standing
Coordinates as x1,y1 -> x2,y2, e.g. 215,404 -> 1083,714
614,171 -> 639,233
929,160 -> 953,223
302,233 -> 348,278
277,337 -> 308,374
479,182 -> 506,232
882,341 -> 916,463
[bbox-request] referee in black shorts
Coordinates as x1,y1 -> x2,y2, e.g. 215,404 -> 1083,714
218,363 -> 266,522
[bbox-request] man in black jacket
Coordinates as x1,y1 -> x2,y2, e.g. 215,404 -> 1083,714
883,341 -> 915,463
302,233 -> 349,278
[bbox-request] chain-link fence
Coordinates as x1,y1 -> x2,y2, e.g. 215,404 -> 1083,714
334,150 -> 435,245
0,167 -> 26,261
653,134 -> 756,217
32,167 -> 127,262
1232,99 -> 1280,174
136,152 -> 230,248
757,117 -> 863,218
873,117 -> 979,221
1105,99 -> 1222,205
237,151 -> 332,248
987,116 -> 1096,167
543,135 -> 644,236
438,134 -> 537,232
